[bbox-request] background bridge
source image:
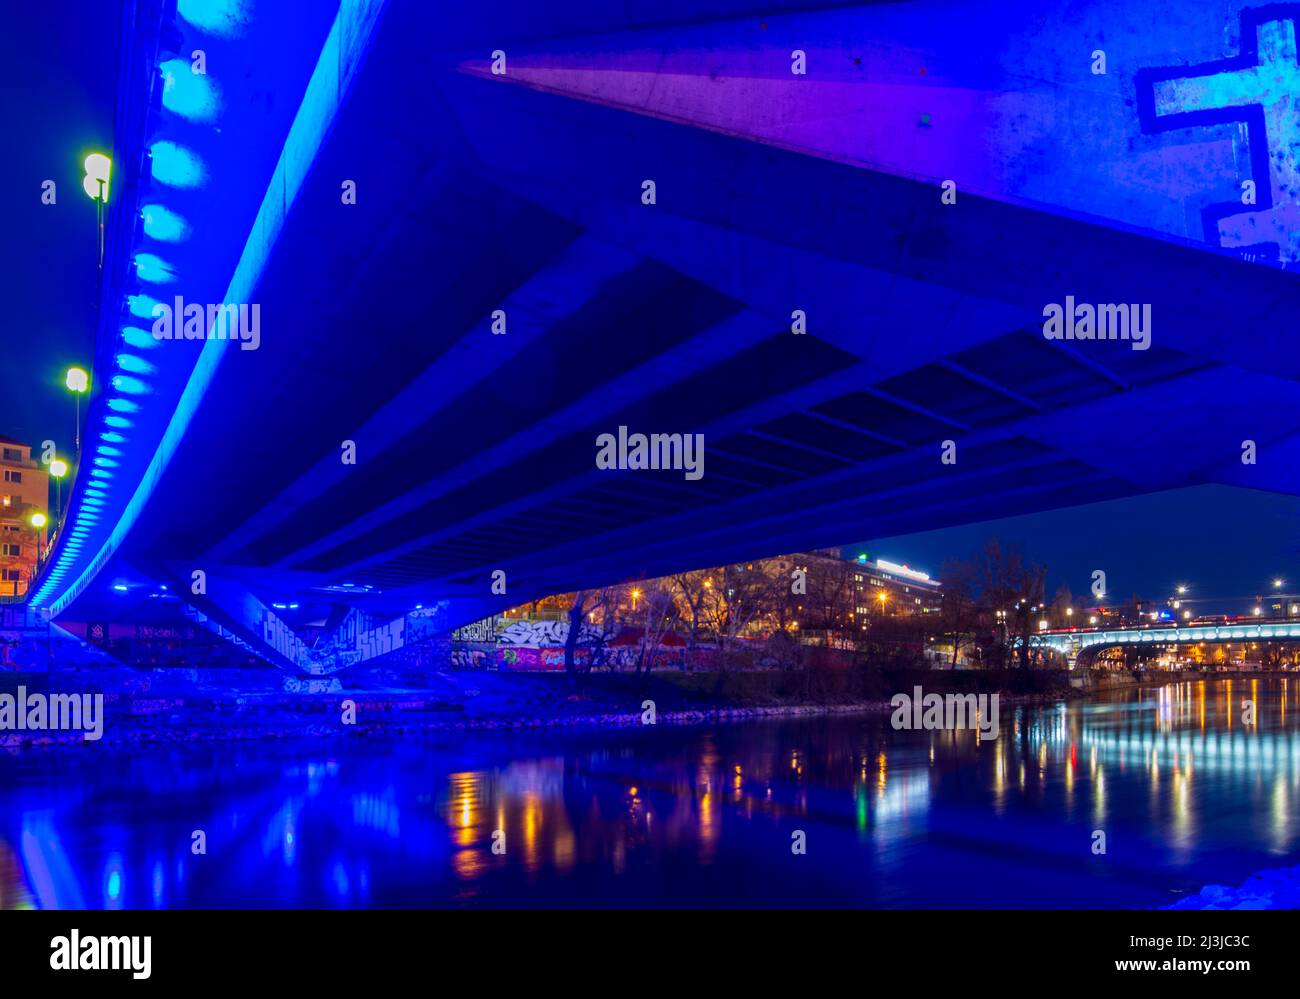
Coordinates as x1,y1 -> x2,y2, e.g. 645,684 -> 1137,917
1034,620 -> 1300,666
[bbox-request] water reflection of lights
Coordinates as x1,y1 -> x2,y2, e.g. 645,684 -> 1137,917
992,751 -> 1007,811
1073,728 -> 1300,778
17,814 -> 84,909
151,860 -> 165,908
445,771 -> 488,881
1157,685 -> 1174,730
5,678 -> 1298,907
1272,780 -> 1292,851
871,772 -> 930,826
260,799 -> 302,866
283,760 -> 340,797
1170,763 -> 1193,852
103,853 -> 125,910
447,772 -> 483,847
553,827 -> 577,874
522,791 -> 542,870
332,861 -> 350,899
1093,767 -> 1106,824
351,790 -> 400,838
698,787 -> 716,859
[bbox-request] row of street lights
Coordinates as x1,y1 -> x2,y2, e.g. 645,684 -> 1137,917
11,156 -> 105,594
49,150 -> 106,520
49,368 -> 88,531
26,369 -> 89,551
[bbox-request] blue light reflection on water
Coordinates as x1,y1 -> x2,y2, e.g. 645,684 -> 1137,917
1,679 -> 1298,909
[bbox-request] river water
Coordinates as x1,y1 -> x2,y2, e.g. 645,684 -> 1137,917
2,678 -> 1297,908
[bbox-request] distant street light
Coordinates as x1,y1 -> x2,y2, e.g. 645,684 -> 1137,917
1177,585 -> 1187,595
66,367 -> 89,452
29,512 -> 47,529
1274,578 -> 1285,589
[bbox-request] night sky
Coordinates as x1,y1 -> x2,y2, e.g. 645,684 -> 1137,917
853,484 -> 1300,614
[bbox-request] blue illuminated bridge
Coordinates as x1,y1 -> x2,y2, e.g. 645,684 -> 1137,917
25,0 -> 1300,673
1034,621 -> 1300,666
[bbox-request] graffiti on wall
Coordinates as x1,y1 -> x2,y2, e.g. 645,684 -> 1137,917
449,630 -> 723,672
451,617 -> 496,643
1137,7 -> 1300,266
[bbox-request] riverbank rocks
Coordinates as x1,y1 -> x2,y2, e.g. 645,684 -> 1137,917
1167,866 -> 1300,910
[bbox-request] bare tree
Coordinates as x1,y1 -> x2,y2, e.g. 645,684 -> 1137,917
671,569 -> 713,655
938,558 -> 981,667
633,585 -> 680,675
803,556 -> 857,648
767,565 -> 802,636
703,564 -> 778,656
976,538 -> 1046,668
561,587 -> 618,682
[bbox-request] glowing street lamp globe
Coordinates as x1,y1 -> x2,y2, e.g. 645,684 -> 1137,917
29,512 -> 48,529
83,153 -> 112,203
49,459 -> 68,478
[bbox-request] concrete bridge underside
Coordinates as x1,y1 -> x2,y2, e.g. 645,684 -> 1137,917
29,0 -> 1300,673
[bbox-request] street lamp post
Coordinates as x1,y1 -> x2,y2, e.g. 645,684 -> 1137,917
49,458 -> 68,525
65,367 -> 89,453
82,153 -> 111,270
